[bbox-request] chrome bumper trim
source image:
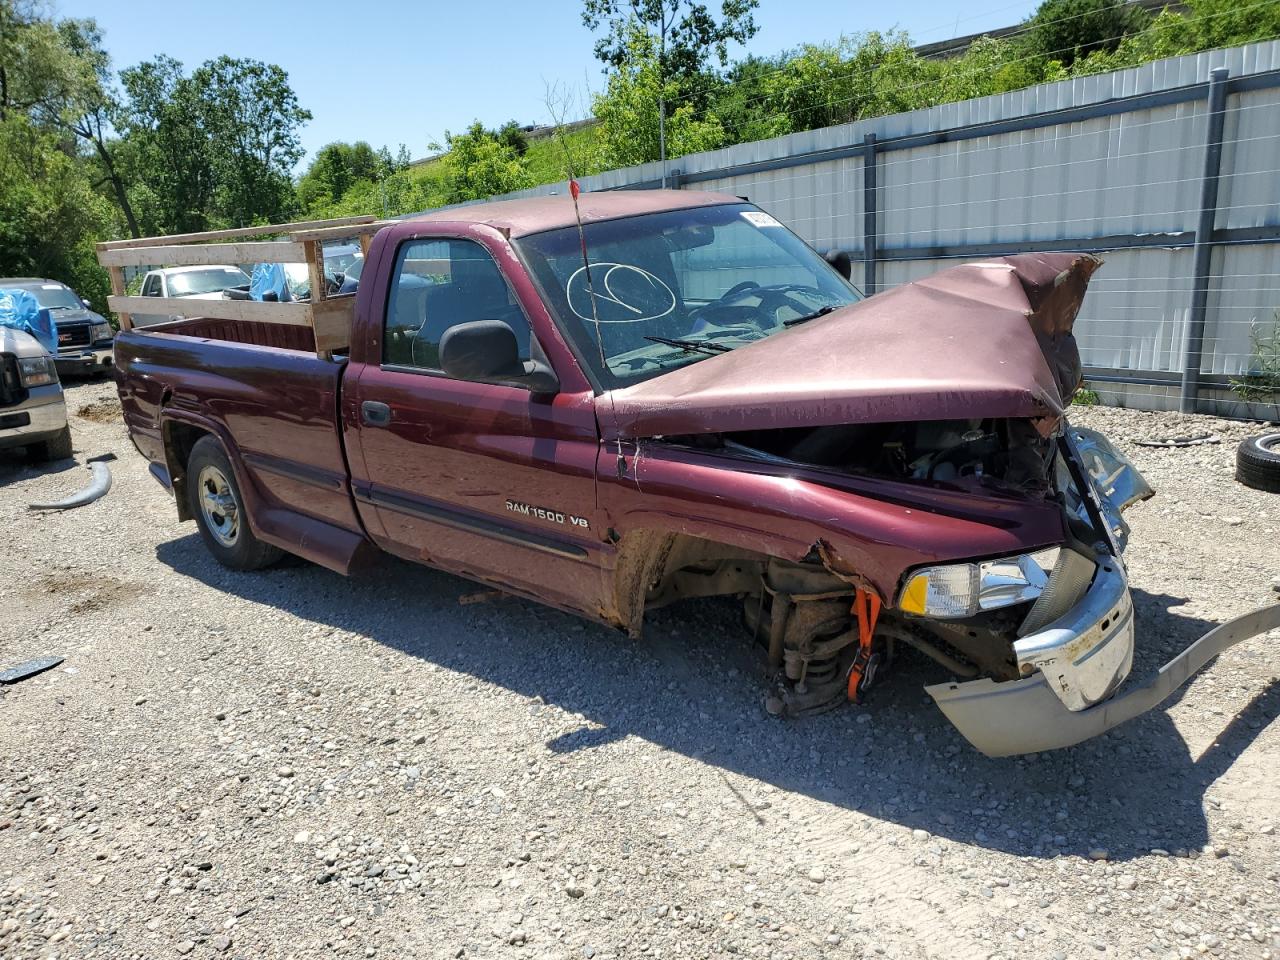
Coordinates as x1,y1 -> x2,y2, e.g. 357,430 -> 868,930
928,602 -> 1280,757
1013,562 -> 1135,711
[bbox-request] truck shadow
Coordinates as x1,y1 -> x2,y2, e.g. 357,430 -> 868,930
0,450 -> 79,486
156,535 -> 1277,864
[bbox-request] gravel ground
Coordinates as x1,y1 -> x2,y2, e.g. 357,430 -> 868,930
2,379 -> 1279,960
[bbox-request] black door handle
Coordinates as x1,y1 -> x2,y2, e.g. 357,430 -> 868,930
361,401 -> 391,426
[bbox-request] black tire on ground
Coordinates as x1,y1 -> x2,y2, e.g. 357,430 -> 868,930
32,425 -> 73,462
186,435 -> 284,570
1235,431 -> 1280,493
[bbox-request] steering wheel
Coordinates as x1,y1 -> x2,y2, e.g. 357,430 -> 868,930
718,280 -> 761,301
691,282 -> 826,331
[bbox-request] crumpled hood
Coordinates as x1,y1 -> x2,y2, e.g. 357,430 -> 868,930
603,253 -> 1100,439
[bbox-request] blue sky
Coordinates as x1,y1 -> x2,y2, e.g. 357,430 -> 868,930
55,0 -> 1041,169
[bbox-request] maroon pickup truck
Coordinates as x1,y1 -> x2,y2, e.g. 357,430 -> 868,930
112,190 -> 1280,756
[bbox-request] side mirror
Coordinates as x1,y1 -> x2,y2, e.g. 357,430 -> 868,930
825,249 -> 853,281
439,320 -> 559,396
82,298 -> 92,308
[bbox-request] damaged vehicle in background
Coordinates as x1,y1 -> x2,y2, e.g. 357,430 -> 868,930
105,191 -> 1280,757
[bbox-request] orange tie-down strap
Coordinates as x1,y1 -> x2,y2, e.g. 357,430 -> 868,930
847,588 -> 882,702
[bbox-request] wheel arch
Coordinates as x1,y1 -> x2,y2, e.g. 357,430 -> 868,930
160,413 -> 250,526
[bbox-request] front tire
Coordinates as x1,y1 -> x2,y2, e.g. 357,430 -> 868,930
186,435 -> 283,570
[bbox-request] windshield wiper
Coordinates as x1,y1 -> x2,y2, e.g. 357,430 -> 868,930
783,305 -> 838,327
642,335 -> 730,355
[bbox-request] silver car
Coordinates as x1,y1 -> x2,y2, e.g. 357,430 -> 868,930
0,326 -> 71,461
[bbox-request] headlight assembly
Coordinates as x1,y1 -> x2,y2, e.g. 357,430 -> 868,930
17,355 -> 58,387
90,321 -> 113,343
898,547 -> 1060,618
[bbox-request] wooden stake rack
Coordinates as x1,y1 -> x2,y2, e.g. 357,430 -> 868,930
95,215 -> 395,357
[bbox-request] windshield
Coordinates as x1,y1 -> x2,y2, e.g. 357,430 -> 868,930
28,283 -> 83,311
516,203 -> 860,388
326,245 -> 362,274
340,256 -> 364,281
168,267 -> 248,297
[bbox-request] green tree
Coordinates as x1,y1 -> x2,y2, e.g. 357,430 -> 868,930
43,18 -> 140,237
592,26 -> 725,168
297,140 -> 383,211
116,55 -> 310,233
709,52 -> 791,142
116,56 -> 214,234
439,121 -> 534,202
1020,0 -> 1150,68
495,120 -> 529,157
582,0 -> 759,83
0,0 -> 72,120
0,0 -> 113,300
1072,0 -> 1280,73
0,113 -> 112,307
191,56 -> 310,226
584,0 -> 756,169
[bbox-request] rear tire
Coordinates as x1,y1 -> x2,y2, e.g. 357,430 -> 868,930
1236,432 -> 1280,493
33,425 -> 73,462
186,435 -> 284,570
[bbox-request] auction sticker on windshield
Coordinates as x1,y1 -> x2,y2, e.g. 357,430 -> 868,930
741,211 -> 782,228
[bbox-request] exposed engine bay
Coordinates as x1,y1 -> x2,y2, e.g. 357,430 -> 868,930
676,416 -> 1060,497
641,418 -> 1144,718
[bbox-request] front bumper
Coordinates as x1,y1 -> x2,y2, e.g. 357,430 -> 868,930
927,574 -> 1280,756
1012,560 -> 1134,711
55,344 -> 113,374
0,385 -> 68,449
922,423 -> 1280,756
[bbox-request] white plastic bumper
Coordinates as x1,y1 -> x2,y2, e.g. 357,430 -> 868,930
927,599 -> 1280,757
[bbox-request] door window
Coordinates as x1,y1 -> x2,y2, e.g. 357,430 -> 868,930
142,275 -> 161,297
383,238 -> 531,370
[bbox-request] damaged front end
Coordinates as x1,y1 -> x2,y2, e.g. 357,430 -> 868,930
612,252 -> 1280,755
642,417 -> 1154,733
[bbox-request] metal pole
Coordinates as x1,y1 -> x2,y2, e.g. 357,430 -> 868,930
1180,67 -> 1230,413
658,26 -> 667,189
862,133 -> 878,295
659,97 -> 667,188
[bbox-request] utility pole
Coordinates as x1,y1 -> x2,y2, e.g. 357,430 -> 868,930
658,7 -> 668,188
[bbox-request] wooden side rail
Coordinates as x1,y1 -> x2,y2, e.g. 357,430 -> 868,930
95,215 -> 390,357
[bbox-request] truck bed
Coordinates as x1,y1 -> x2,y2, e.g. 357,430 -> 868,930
113,319 -> 370,572
146,315 -> 320,353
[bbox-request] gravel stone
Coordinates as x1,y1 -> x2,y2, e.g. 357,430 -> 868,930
1,382 -> 1277,959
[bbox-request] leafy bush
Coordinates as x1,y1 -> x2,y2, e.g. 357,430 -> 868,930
438,122 -> 535,203
591,27 -> 726,170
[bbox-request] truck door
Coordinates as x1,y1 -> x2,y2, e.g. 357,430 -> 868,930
345,234 -> 606,618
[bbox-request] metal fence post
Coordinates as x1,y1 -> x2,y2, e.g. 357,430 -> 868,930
862,133 -> 878,295
1179,67 -> 1230,413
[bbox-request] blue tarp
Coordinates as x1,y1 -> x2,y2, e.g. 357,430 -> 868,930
249,263 -> 291,302
0,288 -> 57,354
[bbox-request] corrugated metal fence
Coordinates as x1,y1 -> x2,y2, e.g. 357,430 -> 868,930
469,40 -> 1280,419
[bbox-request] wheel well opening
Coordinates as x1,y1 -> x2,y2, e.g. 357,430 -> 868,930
164,421 -> 212,522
